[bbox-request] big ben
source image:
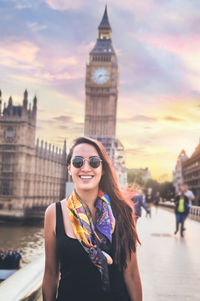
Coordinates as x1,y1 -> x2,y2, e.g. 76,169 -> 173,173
84,6 -> 119,159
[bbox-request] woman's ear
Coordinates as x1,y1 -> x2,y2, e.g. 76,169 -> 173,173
68,165 -> 72,175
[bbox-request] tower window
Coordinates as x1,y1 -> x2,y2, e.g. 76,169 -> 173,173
5,127 -> 15,142
2,153 -> 13,172
0,180 -> 12,195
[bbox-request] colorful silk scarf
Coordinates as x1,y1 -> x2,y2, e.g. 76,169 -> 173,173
67,190 -> 116,292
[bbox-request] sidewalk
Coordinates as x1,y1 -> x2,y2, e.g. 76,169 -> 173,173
137,206 -> 200,301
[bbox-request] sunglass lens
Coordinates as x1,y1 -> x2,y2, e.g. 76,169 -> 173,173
72,157 -> 83,168
89,157 -> 101,168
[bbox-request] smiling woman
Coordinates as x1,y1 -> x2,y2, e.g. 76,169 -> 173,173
42,136 -> 142,301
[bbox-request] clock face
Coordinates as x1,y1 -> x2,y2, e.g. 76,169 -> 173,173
92,68 -> 109,84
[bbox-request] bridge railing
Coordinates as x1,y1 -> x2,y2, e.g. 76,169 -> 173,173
189,205 -> 200,221
0,255 -> 44,301
158,201 -> 200,222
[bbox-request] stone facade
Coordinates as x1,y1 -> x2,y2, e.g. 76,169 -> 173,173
182,141 -> 200,204
84,6 -> 118,138
173,150 -> 188,195
84,6 -> 127,186
0,90 -> 67,217
84,6 -> 119,157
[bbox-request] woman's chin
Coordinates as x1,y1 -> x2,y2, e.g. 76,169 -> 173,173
76,182 -> 98,192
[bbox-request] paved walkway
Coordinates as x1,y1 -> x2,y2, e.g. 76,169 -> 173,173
137,206 -> 200,301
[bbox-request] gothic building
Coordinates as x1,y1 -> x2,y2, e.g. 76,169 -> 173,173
0,90 -> 67,219
173,150 -> 188,194
182,140 -> 200,204
84,6 -> 127,186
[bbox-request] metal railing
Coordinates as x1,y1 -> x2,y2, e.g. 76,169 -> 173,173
189,205 -> 200,221
158,201 -> 200,222
0,255 -> 44,301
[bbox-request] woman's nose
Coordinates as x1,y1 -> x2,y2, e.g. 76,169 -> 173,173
81,159 -> 91,171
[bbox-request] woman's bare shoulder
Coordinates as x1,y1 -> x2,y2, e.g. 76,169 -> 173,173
45,202 -> 57,218
44,202 -> 59,236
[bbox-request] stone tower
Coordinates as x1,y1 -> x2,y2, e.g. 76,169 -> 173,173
84,6 -> 119,158
0,90 -> 37,210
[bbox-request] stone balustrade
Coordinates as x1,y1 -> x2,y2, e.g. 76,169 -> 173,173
0,255 -> 44,301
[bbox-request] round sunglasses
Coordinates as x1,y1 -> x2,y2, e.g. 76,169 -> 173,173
71,156 -> 102,169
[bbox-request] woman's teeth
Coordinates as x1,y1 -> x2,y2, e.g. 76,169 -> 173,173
79,176 -> 93,179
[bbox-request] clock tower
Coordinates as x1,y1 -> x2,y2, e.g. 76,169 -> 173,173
84,6 -> 119,158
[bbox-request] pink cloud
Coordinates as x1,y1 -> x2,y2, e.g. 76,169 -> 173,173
34,70 -> 84,81
0,38 -> 41,70
132,32 -> 200,56
44,0 -> 87,10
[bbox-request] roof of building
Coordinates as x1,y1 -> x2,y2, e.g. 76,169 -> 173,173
3,105 -> 22,117
98,5 -> 111,30
178,149 -> 188,162
90,38 -> 115,54
191,143 -> 200,158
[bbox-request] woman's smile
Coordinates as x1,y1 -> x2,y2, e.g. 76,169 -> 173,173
78,174 -> 95,181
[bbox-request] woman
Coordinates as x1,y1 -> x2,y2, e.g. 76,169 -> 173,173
131,189 -> 150,223
174,187 -> 189,237
42,137 -> 142,301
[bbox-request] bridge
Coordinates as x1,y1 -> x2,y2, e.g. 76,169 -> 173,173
137,206 -> 200,300
0,205 -> 200,301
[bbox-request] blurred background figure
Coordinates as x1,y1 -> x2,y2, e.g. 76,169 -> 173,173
154,191 -> 161,206
182,183 -> 195,230
131,189 -> 150,223
182,183 -> 195,212
174,187 -> 189,237
153,191 -> 161,214
145,187 -> 153,218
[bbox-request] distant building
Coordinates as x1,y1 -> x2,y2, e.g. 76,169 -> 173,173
0,90 -> 67,219
128,167 -> 152,182
141,167 -> 152,181
84,6 -> 127,187
173,150 -> 188,194
182,140 -> 200,205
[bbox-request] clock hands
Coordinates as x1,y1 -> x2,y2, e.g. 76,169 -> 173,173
92,68 -> 109,84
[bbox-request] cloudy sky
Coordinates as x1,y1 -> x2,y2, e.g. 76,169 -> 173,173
0,0 -> 200,181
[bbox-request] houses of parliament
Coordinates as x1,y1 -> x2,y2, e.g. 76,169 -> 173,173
0,6 -> 126,219
0,90 -> 67,218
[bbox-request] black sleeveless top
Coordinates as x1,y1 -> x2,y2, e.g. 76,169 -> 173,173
55,201 -> 131,301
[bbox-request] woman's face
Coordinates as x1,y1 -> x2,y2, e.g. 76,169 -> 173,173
68,143 -> 103,192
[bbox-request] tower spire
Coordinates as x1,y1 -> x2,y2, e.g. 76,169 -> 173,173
98,5 -> 112,40
98,5 -> 111,30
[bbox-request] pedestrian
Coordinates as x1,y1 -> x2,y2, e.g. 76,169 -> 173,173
182,183 -> 195,213
131,189 -> 150,223
174,187 -> 189,237
145,188 -> 153,218
42,137 -> 142,301
154,192 -> 160,206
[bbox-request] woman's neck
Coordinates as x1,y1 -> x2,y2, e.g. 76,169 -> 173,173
75,187 -> 99,207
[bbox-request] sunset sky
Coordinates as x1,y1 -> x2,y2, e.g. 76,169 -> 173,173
1,0 -> 200,181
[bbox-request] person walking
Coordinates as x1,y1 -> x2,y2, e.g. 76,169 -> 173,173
153,192 -> 160,206
174,188 -> 189,237
131,189 -> 150,223
182,183 -> 195,213
145,188 -> 153,218
42,136 -> 142,301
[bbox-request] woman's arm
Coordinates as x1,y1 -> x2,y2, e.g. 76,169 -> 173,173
124,251 -> 142,301
42,204 -> 60,301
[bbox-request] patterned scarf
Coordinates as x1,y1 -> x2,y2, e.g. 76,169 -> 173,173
67,190 -> 116,292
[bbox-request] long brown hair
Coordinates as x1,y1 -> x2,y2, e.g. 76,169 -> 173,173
67,136 -> 139,271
